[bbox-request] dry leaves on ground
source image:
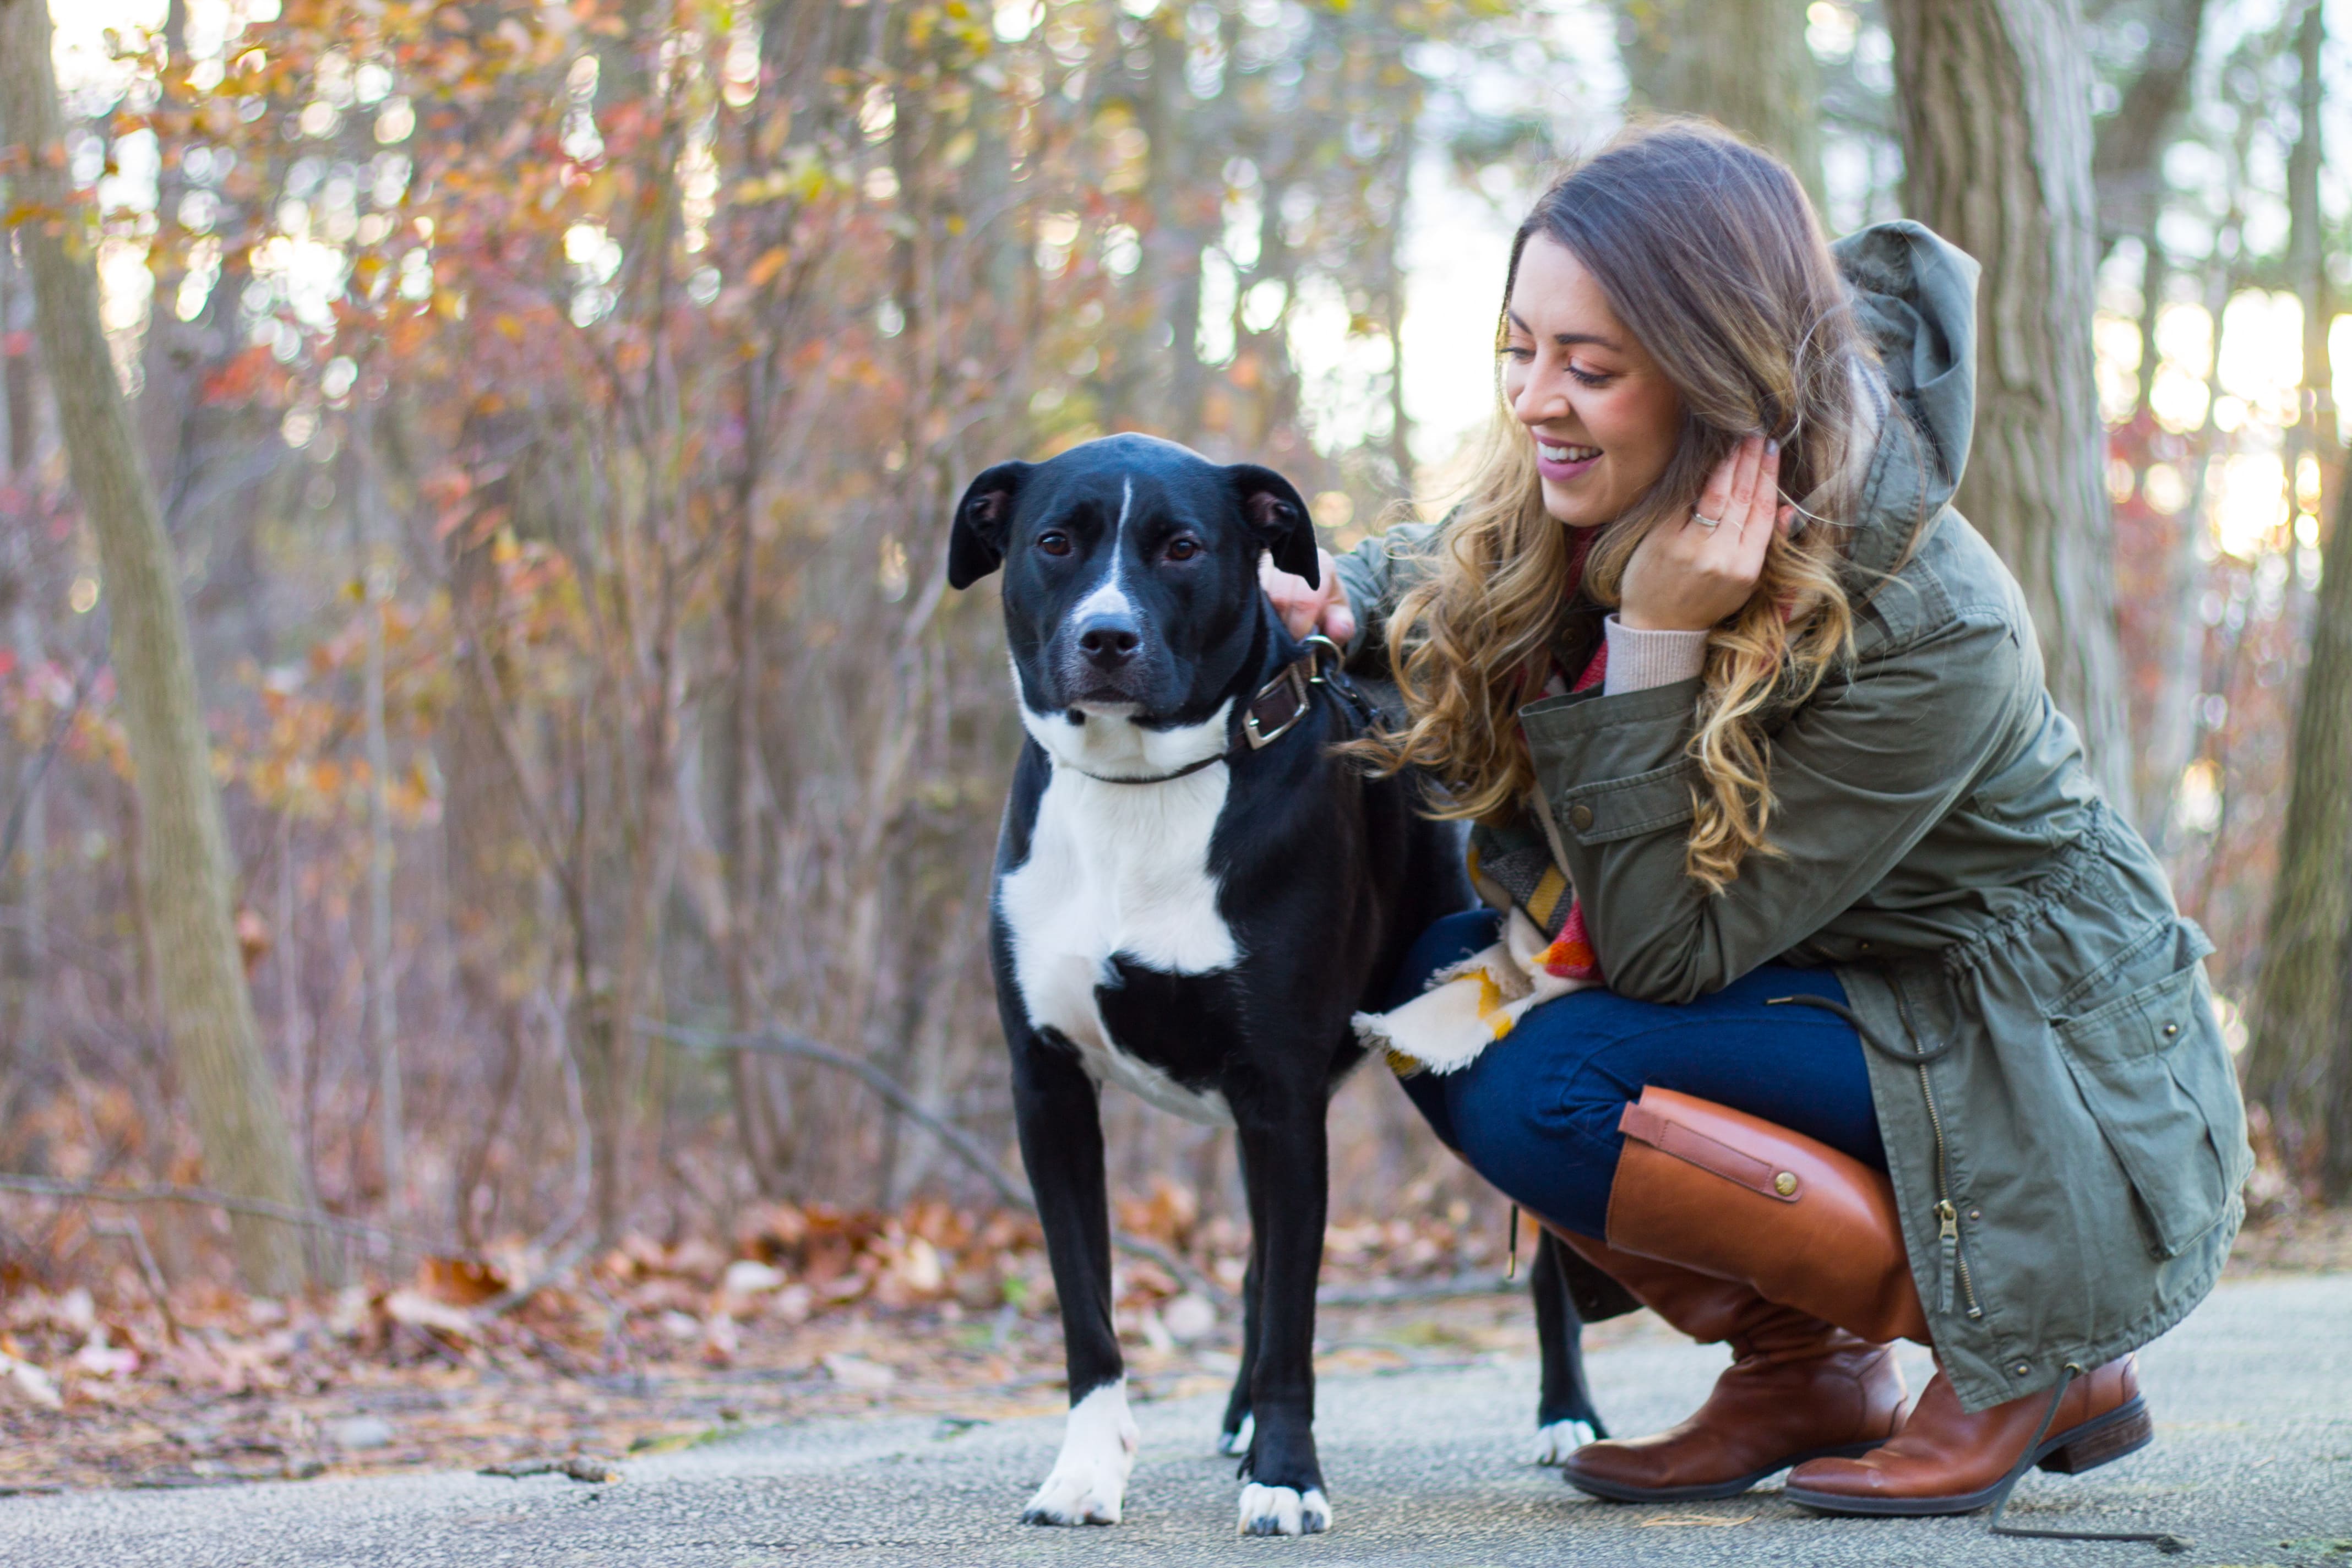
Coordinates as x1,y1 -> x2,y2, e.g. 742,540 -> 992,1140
0,1180 -> 1516,1493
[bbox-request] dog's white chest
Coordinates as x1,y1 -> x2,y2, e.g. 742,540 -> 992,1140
999,742 -> 1240,1128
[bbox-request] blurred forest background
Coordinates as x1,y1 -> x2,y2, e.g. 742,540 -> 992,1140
1,0 -> 2349,1347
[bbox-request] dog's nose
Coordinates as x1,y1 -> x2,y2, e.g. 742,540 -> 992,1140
1077,617 -> 1141,669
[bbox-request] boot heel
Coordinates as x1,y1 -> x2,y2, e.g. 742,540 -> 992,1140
2037,1397 -> 2152,1475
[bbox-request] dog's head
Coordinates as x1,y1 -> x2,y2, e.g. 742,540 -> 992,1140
947,433 -> 1316,725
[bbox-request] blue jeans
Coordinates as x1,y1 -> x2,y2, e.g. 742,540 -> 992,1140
1389,910 -> 1886,1238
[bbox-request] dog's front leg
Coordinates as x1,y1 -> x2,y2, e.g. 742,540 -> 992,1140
1233,1111 -> 1331,1536
1218,1138 -> 1265,1457
1011,1035 -> 1137,1526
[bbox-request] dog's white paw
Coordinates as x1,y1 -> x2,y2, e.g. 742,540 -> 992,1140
1530,1418 -> 1596,1466
1021,1381 -> 1138,1527
1237,1483 -> 1330,1537
1217,1412 -> 1254,1457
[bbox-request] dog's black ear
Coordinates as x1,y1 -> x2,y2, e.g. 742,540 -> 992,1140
1229,464 -> 1318,588
948,461 -> 1033,589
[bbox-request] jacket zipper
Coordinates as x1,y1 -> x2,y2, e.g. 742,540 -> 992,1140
1768,982 -> 1984,1324
1898,985 -> 1981,1321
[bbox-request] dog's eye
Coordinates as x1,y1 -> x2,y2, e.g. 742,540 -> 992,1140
1164,537 -> 1202,562
1036,531 -> 1072,557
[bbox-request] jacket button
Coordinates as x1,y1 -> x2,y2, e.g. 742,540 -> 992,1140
2013,1361 -> 2031,1376
1773,1171 -> 1798,1196
2162,1022 -> 2179,1037
1569,803 -> 1594,832
1967,1208 -> 1981,1222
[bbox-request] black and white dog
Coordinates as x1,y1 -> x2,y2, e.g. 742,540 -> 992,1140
949,433 -> 1625,1536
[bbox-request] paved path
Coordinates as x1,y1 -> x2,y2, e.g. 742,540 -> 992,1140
3,1273 -> 2346,1567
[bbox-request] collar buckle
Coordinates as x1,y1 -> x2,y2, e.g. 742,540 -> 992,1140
1243,635 -> 1344,750
1244,659 -> 1311,749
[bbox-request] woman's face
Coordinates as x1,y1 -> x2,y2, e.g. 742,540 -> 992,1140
1502,235 -> 1685,529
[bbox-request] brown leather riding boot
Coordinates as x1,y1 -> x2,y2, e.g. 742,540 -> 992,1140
1550,1232 -> 1909,1503
1599,1088 -> 2159,1516
1783,1355 -> 2151,1515
1603,1087 -> 1930,1344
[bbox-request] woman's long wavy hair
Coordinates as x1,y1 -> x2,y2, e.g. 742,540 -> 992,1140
1359,122 -> 1886,894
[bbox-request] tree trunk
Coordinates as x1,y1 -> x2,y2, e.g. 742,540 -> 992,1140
1610,0 -> 1825,208
437,422 -> 544,1242
1883,0 -> 2135,816
1142,18 -> 1207,447
1,248 -> 44,1075
348,421 -> 402,1218
135,0 -> 195,496
2256,469 -> 2352,1166
2142,253 -> 2234,843
2286,0 -> 2334,505
2090,0 -> 2208,251
2,205 -> 37,475
721,464 -> 789,1196
0,0 -> 315,1292
2246,0 -> 2343,1166
2327,906 -> 2352,1201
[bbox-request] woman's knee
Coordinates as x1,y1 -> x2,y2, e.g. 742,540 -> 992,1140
1443,1047 -> 1622,1236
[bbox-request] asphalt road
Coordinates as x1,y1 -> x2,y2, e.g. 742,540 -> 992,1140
2,1273 -> 2345,1568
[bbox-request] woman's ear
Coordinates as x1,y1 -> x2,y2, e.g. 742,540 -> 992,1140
1228,464 -> 1319,587
948,461 -> 1033,589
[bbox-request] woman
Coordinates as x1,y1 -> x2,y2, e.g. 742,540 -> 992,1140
1263,122 -> 2250,1518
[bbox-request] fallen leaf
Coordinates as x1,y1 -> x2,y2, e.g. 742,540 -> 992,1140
823,1352 -> 896,1390
0,1353 -> 63,1411
383,1289 -> 476,1338
415,1257 -> 508,1308
720,1259 -> 786,1294
1163,1293 -> 1217,1343
73,1331 -> 139,1379
329,1415 -> 395,1450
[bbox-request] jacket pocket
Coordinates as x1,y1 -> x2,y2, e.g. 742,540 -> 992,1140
1550,760 -> 1701,846
2052,961 -> 2246,1260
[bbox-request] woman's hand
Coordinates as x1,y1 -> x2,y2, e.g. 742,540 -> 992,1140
1618,435 -> 1794,631
1260,547 -> 1358,645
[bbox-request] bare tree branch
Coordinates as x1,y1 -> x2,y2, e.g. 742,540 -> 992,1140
642,1019 -> 1233,1306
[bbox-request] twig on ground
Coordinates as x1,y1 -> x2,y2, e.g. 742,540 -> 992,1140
643,1017 -> 1233,1308
88,1215 -> 180,1340
640,1020 -> 1026,1206
476,1231 -> 601,1321
478,1457 -> 620,1483
0,1173 -> 403,1250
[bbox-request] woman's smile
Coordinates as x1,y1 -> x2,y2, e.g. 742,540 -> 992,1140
1533,437 -> 1603,484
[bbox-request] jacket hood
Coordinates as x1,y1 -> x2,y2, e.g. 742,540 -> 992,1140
1831,220 -> 1982,574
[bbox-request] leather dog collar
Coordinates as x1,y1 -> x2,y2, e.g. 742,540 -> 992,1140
1065,634 -> 1349,786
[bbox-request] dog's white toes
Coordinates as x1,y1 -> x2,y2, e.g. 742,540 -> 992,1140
1530,1418 -> 1597,1466
1021,1471 -> 1125,1527
1237,1484 -> 1330,1537
1218,1413 -> 1254,1457
1022,1448 -> 1131,1527
1022,1381 -> 1137,1527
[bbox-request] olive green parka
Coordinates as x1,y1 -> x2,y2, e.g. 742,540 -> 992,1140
1332,220 -> 2252,1413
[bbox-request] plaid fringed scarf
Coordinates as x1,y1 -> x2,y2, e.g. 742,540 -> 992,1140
1352,534 -> 1609,1076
